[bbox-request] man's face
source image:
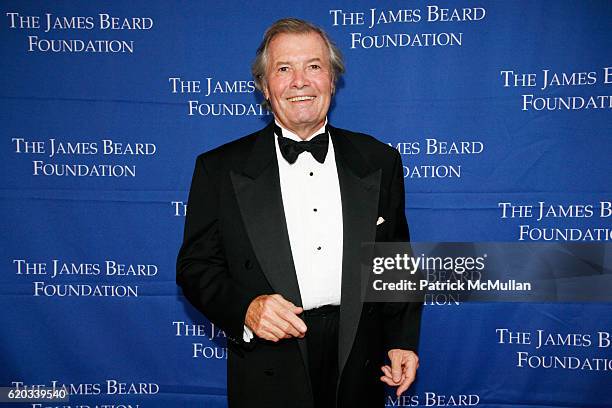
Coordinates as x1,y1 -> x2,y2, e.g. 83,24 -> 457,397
263,32 -> 334,138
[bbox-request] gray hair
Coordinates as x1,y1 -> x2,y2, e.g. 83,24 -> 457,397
251,18 -> 345,110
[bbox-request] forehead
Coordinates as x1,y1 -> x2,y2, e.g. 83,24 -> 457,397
267,32 -> 329,64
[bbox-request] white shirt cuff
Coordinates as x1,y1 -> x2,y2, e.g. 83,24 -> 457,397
243,325 -> 254,342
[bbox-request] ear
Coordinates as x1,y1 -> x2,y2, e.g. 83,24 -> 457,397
262,82 -> 270,100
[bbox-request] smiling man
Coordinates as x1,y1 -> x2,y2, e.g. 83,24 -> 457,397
177,18 -> 422,408
261,30 -> 332,138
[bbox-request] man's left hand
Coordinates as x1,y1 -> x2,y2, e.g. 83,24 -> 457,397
380,349 -> 419,396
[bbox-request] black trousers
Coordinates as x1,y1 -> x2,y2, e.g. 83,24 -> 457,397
302,305 -> 340,408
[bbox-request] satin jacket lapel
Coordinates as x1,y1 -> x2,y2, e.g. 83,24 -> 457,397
230,123 -> 312,393
331,126 -> 382,377
230,123 -> 303,306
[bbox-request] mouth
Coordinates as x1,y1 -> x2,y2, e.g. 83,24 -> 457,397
287,96 -> 316,102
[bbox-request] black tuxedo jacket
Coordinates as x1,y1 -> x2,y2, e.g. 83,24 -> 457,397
177,123 -> 421,407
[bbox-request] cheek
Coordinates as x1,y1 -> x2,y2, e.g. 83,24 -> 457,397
316,79 -> 332,95
269,87 -> 284,101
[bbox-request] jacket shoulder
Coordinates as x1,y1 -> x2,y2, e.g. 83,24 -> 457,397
195,127 -> 263,169
332,126 -> 400,161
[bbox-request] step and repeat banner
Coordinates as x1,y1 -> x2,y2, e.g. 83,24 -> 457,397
2,1 -> 611,407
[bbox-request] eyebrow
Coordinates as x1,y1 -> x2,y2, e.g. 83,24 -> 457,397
273,58 -> 323,66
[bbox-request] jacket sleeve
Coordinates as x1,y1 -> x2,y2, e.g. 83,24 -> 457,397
382,151 -> 423,352
176,155 -> 257,342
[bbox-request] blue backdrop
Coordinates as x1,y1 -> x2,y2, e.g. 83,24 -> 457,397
2,1 -> 611,407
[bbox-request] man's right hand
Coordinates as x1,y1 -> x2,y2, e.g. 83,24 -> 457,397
245,294 -> 307,342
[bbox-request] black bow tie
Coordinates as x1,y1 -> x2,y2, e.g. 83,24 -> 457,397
275,123 -> 329,164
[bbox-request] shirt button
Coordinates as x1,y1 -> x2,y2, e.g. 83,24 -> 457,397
313,208 -> 317,212
309,172 -> 314,176
316,246 -> 322,251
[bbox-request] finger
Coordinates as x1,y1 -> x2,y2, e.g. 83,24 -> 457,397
273,295 -> 303,314
396,358 -> 418,396
279,309 -> 307,335
264,303 -> 306,338
380,365 -> 393,379
402,356 -> 417,384
256,303 -> 300,339
260,319 -> 287,341
273,314 -> 302,338
396,369 -> 415,397
267,296 -> 306,335
380,375 -> 398,386
262,326 -> 285,342
380,365 -> 402,385
258,328 -> 280,342
260,297 -> 296,329
388,351 -> 404,383
405,355 -> 418,378
396,375 -> 414,397
267,303 -> 305,337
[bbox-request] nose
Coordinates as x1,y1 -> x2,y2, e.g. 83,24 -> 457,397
291,68 -> 308,89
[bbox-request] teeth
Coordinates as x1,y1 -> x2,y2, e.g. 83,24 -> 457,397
287,96 -> 315,102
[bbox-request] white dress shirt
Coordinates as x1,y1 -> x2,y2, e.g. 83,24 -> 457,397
244,120 -> 344,342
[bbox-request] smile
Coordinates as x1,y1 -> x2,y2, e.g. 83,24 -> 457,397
287,96 -> 316,102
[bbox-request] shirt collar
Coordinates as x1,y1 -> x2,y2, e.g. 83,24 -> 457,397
274,119 -> 328,142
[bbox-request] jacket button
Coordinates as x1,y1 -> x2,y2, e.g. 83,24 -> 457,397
244,260 -> 253,270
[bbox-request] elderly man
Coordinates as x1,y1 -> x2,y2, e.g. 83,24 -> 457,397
177,18 -> 421,407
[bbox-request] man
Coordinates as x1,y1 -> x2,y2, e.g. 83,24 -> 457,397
177,18 -> 421,407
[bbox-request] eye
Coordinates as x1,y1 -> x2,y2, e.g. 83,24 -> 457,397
278,66 -> 290,73
309,64 -> 321,70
